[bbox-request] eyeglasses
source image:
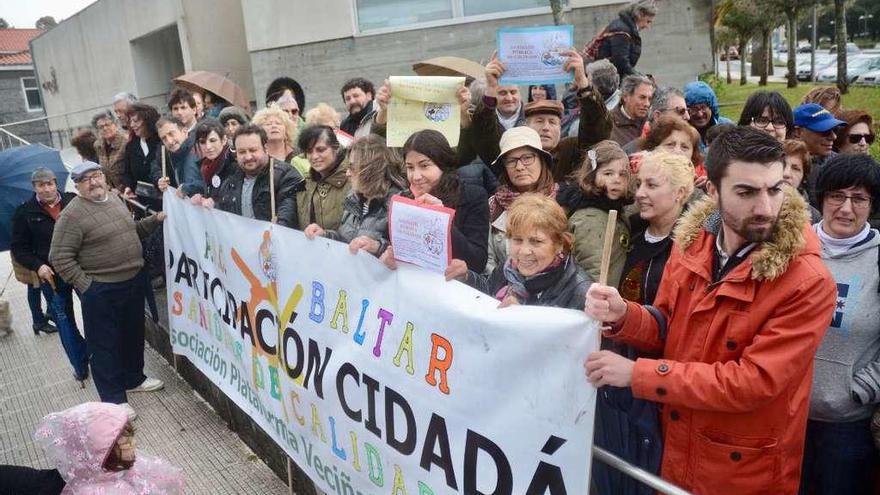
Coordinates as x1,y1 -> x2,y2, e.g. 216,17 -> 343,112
503,153 -> 538,168
95,122 -> 115,130
751,116 -> 787,129
687,104 -> 711,115
848,133 -> 875,145
825,191 -> 871,210
79,171 -> 105,183
664,107 -> 689,118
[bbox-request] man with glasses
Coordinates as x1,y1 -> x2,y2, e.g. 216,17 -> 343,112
684,81 -> 734,153
623,86 -> 688,153
49,161 -> 166,420
793,103 -> 847,204
92,110 -> 129,190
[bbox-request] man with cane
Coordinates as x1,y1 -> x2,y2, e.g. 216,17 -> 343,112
11,167 -> 88,382
49,161 -> 166,420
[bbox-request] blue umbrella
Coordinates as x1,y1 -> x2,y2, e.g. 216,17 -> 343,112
0,144 -> 69,252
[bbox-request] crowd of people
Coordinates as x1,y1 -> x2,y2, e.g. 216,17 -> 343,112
5,0 -> 880,493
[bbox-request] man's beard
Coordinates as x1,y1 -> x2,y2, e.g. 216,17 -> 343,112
718,196 -> 778,244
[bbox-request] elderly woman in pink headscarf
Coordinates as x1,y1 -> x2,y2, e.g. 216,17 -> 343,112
33,402 -> 184,494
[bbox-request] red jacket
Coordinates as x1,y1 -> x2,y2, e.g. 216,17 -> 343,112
606,191 -> 836,494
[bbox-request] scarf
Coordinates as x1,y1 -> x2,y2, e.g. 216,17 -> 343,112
488,183 -> 560,222
815,221 -> 871,256
201,146 -> 229,184
496,106 -> 521,131
497,254 -> 567,303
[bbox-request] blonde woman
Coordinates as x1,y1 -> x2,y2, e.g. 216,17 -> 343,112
252,104 -> 309,176
593,151 -> 694,495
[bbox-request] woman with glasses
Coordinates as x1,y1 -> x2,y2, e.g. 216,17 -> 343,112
801,153 -> 880,494
737,90 -> 794,142
833,110 -> 875,156
483,126 -> 559,275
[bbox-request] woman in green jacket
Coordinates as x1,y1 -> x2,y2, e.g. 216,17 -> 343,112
296,126 -> 350,231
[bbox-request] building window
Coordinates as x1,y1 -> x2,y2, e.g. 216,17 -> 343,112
462,0 -> 548,17
355,0 -> 562,33
21,77 -> 43,112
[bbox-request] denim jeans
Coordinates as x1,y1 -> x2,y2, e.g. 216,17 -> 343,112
799,417 -> 878,495
79,270 -> 147,404
40,279 -> 88,378
26,285 -> 46,327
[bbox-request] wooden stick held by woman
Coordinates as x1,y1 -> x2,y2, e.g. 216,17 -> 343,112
598,209 -> 618,286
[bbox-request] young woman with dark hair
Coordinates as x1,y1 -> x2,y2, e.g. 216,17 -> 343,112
398,129 -> 490,272
737,90 -> 795,141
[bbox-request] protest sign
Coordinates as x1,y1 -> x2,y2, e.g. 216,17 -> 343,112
387,76 -> 464,147
389,195 -> 455,273
497,25 -> 574,86
163,191 -> 599,494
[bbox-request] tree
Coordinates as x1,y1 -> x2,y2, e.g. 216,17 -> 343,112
715,25 -> 737,84
717,0 -> 761,85
549,0 -> 565,26
0,18 -> 9,29
35,16 -> 57,30
834,0 -> 848,93
765,0 -> 822,88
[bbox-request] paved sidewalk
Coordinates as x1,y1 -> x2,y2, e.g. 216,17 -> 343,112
0,251 -> 289,494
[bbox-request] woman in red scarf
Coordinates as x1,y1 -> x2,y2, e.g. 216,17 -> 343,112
194,118 -> 236,199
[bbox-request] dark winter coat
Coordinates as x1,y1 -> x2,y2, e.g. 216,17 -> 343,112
11,192 -> 77,272
215,160 -> 304,229
449,182 -> 490,273
592,224 -> 669,495
466,255 -> 591,310
203,150 -> 238,200
325,184 -> 405,255
121,135 -> 161,192
598,12 -> 642,78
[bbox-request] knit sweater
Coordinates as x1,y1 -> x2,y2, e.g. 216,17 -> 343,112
49,194 -> 160,293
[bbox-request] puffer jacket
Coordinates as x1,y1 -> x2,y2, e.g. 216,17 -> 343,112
467,255 -> 591,310
215,160 -> 304,229
606,191 -> 837,494
325,184 -> 405,255
297,154 -> 351,231
597,11 -> 642,78
567,192 -> 632,287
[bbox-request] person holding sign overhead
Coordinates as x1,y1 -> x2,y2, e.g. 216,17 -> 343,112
470,46 -> 611,182
583,127 -> 837,494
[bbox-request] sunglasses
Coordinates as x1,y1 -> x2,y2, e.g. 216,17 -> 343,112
848,133 -> 875,145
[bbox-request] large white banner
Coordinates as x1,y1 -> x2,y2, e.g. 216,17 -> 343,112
163,191 -> 599,494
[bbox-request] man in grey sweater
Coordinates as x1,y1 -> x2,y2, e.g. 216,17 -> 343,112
49,161 -> 165,420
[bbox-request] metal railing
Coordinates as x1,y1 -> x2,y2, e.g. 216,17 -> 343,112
0,127 -> 30,151
593,446 -> 692,495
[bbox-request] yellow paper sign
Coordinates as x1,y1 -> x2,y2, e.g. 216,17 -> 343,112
387,76 -> 465,147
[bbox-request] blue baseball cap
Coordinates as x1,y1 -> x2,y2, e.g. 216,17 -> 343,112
793,103 -> 846,133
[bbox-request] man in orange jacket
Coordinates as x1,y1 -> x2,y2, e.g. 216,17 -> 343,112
584,126 -> 837,494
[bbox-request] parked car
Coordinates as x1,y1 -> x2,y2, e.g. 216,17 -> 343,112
828,43 -> 861,55
816,55 -> 880,83
797,56 -> 836,81
720,47 -> 740,61
855,69 -> 880,86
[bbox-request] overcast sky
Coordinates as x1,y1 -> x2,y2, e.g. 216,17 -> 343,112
1,0 -> 96,29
